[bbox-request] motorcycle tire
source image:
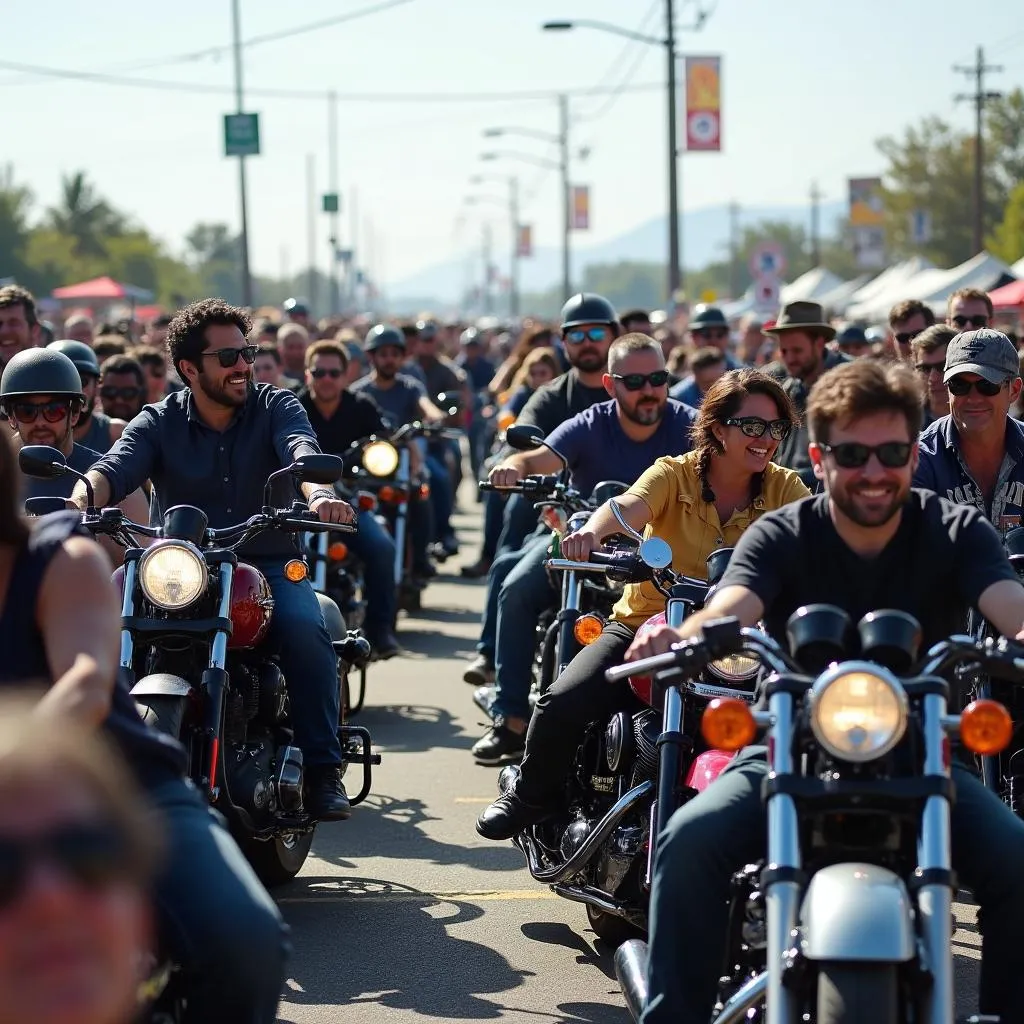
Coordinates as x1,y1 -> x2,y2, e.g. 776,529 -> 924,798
585,904 -> 646,948
816,963 -> 898,1024
136,696 -> 187,740
242,832 -> 315,889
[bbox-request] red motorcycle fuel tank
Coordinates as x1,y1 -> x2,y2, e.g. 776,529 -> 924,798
627,611 -> 666,707
229,563 -> 274,649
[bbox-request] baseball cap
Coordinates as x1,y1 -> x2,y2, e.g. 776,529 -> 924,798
943,328 -> 1020,385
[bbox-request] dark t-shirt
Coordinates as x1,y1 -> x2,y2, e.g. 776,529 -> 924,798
516,371 -> 609,437
297,388 -> 386,457
720,490 -> 1018,653
350,373 -> 425,429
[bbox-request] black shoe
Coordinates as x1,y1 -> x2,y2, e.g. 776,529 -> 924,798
476,787 -> 553,841
472,719 -> 526,766
368,630 -> 400,661
305,766 -> 352,821
460,558 -> 492,579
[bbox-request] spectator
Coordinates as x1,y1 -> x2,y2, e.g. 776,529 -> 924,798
99,354 -> 147,421
276,323 -> 309,383
91,336 -> 128,364
253,344 -> 296,390
63,314 -> 94,346
143,313 -> 173,349
888,299 -> 936,362
947,286 -> 993,331
669,347 -> 728,408
488,326 -> 555,396
133,345 -> 174,403
835,324 -> 873,359
500,348 -> 561,418
0,285 -> 41,369
911,323 -> 958,426
620,309 -> 653,336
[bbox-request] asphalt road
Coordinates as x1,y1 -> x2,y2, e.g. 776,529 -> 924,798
275,498 -> 983,1023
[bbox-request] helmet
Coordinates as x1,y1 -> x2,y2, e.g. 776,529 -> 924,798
459,327 -> 482,347
46,339 -> 100,378
836,324 -> 868,347
365,324 -> 406,353
0,348 -> 85,405
415,319 -> 439,339
689,305 -> 728,329
560,293 -> 617,330
283,297 -> 309,316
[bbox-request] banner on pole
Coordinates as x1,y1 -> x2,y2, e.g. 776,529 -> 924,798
684,56 -> 721,152
516,224 -> 533,258
571,186 -> 590,230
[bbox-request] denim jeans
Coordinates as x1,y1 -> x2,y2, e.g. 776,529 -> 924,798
477,545 -> 524,661
424,453 -> 454,541
496,492 -> 540,557
481,489 -> 506,562
151,776 -> 288,1023
491,534 -> 555,721
258,562 -> 342,766
346,508 -> 397,637
643,749 -> 1024,1024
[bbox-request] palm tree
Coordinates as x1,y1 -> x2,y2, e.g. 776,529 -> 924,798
46,172 -> 124,259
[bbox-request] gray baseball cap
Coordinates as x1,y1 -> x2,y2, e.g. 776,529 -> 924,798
943,328 -> 1020,385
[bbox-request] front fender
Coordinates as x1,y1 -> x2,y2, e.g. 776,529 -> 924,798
799,862 -> 914,962
130,673 -> 193,698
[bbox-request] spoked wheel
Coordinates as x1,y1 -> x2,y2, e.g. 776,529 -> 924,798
242,831 -> 315,889
816,963 -> 899,1024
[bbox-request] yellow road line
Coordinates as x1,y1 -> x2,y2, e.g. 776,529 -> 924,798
453,796 -> 494,804
279,889 -> 559,904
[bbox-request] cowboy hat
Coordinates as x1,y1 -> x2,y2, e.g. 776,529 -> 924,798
762,301 -> 836,341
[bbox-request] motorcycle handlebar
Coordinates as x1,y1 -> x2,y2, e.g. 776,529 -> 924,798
478,474 -> 563,494
604,638 -> 711,684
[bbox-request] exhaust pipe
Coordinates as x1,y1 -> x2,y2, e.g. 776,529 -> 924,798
614,939 -> 649,1023
550,882 -> 646,928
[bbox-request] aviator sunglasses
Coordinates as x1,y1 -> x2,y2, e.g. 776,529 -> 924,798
724,416 -> 791,441
819,441 -> 912,469
564,327 -> 611,345
611,370 -> 670,391
947,376 -> 1007,397
9,400 -> 72,424
100,385 -> 143,401
201,345 -> 258,368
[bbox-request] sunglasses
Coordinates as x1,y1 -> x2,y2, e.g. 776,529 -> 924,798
894,330 -> 922,347
951,315 -> 989,329
724,416 -> 791,441
310,368 -> 344,379
0,822 -> 131,910
201,345 -> 258,368
564,327 -> 610,345
142,364 -> 166,378
9,400 -> 72,424
947,376 -> 1007,397
694,327 -> 729,340
100,385 -> 143,400
819,441 -> 912,469
914,361 -> 945,376
611,370 -> 670,391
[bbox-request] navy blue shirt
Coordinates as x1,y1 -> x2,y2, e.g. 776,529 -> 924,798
350,373 -> 425,429
24,443 -> 101,501
914,415 -> 1024,528
92,383 -> 320,559
544,398 -> 698,497
456,353 -> 496,391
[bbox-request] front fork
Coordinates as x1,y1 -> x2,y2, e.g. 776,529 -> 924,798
554,567 -> 582,677
392,448 -> 410,586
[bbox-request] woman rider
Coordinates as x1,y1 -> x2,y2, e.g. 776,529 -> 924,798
476,368 -> 810,840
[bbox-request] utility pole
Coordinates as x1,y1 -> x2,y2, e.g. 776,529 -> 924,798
666,0 -> 682,301
231,0 -> 253,307
955,46 -> 1003,254
809,181 -> 823,269
327,90 -> 340,315
305,154 -> 317,314
559,93 -> 572,298
728,201 -> 740,299
509,177 -> 521,318
482,223 -> 493,315
349,184 -> 359,310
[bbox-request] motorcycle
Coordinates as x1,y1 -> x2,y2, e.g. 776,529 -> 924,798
19,444 -> 379,890
610,609 -> 1018,1024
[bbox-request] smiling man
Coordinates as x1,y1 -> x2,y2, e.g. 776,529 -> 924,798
0,285 -> 41,369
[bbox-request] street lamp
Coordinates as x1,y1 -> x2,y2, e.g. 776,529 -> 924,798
544,6 -> 683,302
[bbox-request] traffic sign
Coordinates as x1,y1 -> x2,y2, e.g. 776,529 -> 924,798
752,275 -> 781,315
700,289 -> 717,304
749,241 -> 786,280
322,193 -> 340,214
224,113 -> 260,157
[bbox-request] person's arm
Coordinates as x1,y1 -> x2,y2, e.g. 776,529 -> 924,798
416,394 -> 447,423
34,536 -> 120,727
69,410 -> 159,510
560,493 -> 653,561
979,580 -> 1024,641
489,408 -> 582,487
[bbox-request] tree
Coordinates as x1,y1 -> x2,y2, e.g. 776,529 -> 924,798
0,166 -> 38,288
46,172 -> 125,259
989,181 -> 1024,264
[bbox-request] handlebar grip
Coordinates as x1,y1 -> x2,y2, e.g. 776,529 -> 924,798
604,638 -> 710,684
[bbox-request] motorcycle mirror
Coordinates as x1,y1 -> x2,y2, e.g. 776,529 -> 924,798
18,445 -> 67,480
609,499 -> 645,544
705,547 -> 735,587
504,423 -> 545,451
639,536 -> 672,571
24,496 -> 68,516
291,454 -> 344,485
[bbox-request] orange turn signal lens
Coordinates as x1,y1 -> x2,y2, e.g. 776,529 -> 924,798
701,698 -> 756,751
418,483 -> 430,500
573,613 -> 605,646
327,542 -> 348,562
284,559 -> 308,583
960,699 -> 1013,755
378,485 -> 397,503
498,412 -> 516,432
357,492 -> 377,511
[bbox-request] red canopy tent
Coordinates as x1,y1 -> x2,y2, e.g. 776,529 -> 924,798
989,278 -> 1024,311
51,276 -> 154,302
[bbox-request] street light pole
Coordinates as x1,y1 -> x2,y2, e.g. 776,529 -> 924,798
665,0 -> 682,299
328,89 -> 340,315
559,93 -> 571,298
510,177 -> 520,317
231,0 -> 253,307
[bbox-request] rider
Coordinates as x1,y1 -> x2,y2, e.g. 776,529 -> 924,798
474,367 -> 806,827
65,298 -> 357,821
628,358 -> 1024,1024
468,335 -> 700,766
668,305 -> 744,406
47,339 -> 126,453
297,339 -> 400,658
914,328 -> 1024,525
98,353 -> 147,421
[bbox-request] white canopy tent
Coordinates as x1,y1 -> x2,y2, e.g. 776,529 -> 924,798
1012,256 -> 1024,278
844,257 -> 942,322
818,273 -> 874,315
917,252 -> 1016,313
781,267 -> 846,303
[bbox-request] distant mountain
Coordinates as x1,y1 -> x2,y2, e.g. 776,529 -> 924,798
389,200 -> 846,304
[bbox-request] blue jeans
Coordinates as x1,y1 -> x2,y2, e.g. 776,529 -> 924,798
481,489 -> 506,562
258,562 -> 341,767
496,492 -> 540,556
424,453 -> 454,541
346,508 -> 397,636
477,545 -> 523,660
491,534 -> 553,721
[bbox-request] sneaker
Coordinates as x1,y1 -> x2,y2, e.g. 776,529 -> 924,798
463,654 -> 495,686
471,719 -> 526,766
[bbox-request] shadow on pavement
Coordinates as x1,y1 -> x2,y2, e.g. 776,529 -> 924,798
520,921 -> 617,982
398,629 -> 478,659
312,792 -> 525,872
279,876 -> 533,1019
354,703 -> 471,754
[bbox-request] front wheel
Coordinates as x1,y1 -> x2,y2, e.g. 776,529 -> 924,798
816,963 -> 899,1024
242,831 -> 315,889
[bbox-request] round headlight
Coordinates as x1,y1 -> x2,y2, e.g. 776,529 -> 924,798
363,440 -> 399,477
809,663 -> 908,763
708,653 -> 759,682
138,541 -> 208,611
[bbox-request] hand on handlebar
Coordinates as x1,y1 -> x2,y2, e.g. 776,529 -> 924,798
560,530 -> 598,562
308,496 -> 357,527
488,463 -> 524,489
625,623 -> 685,662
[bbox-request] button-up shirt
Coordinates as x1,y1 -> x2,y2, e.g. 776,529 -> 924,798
93,383 -> 321,559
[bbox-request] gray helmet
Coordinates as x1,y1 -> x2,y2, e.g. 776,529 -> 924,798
365,324 -> 405,353
560,293 -> 617,330
47,339 -> 101,378
0,348 -> 85,406
284,297 -> 309,316
459,327 -> 482,347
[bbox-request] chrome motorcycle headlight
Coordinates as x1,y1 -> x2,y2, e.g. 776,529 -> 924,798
809,662 -> 908,763
138,541 -> 208,611
362,440 -> 399,477
708,653 -> 759,682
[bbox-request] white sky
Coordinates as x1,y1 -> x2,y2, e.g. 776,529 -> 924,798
4,0 -> 1022,288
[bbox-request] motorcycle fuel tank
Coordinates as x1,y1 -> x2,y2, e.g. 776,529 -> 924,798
229,563 -> 275,649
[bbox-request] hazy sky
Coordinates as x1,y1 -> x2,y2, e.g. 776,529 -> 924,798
4,0 -> 1022,290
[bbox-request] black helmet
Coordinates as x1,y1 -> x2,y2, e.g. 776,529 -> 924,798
0,348 -> 85,406
284,297 -> 309,316
560,293 -> 617,330
836,324 -> 868,347
365,324 -> 406,353
47,339 -> 101,378
689,305 -> 728,329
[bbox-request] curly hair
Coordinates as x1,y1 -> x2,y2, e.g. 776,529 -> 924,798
166,298 -> 252,379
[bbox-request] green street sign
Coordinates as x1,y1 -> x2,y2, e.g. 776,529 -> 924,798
322,193 -> 340,214
224,113 -> 260,157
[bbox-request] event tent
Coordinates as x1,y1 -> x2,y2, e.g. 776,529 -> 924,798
781,266 -> 846,303
990,278 -> 1024,310
843,257 -> 936,321
51,276 -> 153,302
818,273 -> 873,314
916,251 -> 1016,312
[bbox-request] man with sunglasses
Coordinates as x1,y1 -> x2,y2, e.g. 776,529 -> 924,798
98,354 -> 147,422
910,324 -> 957,427
888,298 -> 936,362
627,358 -> 1024,1024
914,328 -> 1024,530
66,298 -> 357,822
669,305 -> 743,407
948,286 -> 993,331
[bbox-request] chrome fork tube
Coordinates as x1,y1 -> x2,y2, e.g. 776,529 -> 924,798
118,559 -> 138,670
210,563 -> 234,670
393,448 -> 410,585
556,569 -> 582,676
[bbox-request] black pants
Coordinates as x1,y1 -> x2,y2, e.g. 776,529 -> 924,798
152,778 -> 289,1023
517,621 -> 636,805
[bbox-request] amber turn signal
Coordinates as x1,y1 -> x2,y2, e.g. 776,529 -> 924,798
701,698 -> 756,751
327,542 -> 348,562
378,485 -> 397,503
960,699 -> 1013,755
357,492 -> 377,511
284,559 -> 308,583
573,613 -> 605,646
498,412 -> 516,432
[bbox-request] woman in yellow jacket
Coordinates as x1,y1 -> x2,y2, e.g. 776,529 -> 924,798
477,367 -> 810,840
